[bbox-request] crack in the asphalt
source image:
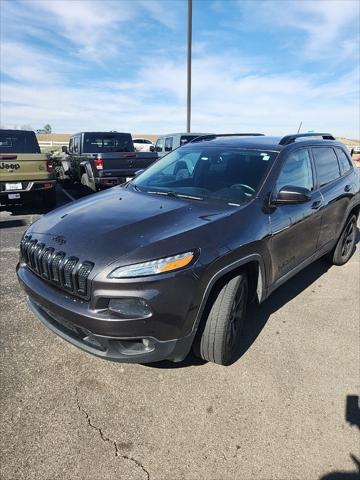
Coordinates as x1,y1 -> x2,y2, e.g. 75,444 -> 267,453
75,386 -> 150,480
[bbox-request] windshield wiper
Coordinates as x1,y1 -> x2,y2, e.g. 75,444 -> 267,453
147,191 -> 203,201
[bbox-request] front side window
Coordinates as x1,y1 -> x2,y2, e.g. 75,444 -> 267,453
312,147 -> 340,187
276,148 -> 314,192
133,145 -> 278,205
335,147 -> 352,175
155,139 -> 164,152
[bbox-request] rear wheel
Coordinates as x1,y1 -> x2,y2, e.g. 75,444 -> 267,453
326,215 -> 357,266
195,273 -> 248,366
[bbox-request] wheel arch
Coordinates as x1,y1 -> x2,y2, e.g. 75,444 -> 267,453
192,254 -> 266,338
348,202 -> 360,221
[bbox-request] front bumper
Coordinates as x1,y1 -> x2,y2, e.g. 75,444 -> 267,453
17,263 -> 199,363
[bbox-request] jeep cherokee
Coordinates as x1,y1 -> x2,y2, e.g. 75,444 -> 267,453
17,133 -> 360,365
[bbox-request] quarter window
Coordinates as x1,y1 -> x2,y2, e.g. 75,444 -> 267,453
335,147 -> 352,175
312,147 -> 340,186
276,148 -> 314,192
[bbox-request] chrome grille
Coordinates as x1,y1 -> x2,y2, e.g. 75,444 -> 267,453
21,235 -> 94,299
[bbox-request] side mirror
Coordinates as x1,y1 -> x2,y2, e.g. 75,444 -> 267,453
272,185 -> 311,205
62,146 -> 68,154
149,145 -> 155,152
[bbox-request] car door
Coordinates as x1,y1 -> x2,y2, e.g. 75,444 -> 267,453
269,147 -> 323,284
311,146 -> 353,249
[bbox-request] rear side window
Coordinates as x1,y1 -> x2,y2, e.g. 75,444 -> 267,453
180,135 -> 197,145
165,137 -> 173,152
335,147 -> 352,175
312,147 -> 340,187
276,148 -> 314,192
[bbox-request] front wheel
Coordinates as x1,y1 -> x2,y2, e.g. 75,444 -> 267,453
326,215 -> 357,266
195,273 -> 248,366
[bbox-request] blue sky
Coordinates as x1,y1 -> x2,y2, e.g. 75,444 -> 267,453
1,0 -> 359,137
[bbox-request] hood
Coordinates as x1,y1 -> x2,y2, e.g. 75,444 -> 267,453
27,186 -> 237,270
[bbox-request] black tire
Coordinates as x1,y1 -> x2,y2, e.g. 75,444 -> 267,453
196,273 -> 248,366
42,188 -> 57,210
326,215 -> 357,266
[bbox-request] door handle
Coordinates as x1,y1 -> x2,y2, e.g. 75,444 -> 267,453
344,184 -> 351,192
311,200 -> 322,210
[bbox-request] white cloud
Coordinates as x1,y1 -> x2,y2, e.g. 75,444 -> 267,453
1,46 -> 358,137
237,0 -> 359,61
0,0 -> 358,138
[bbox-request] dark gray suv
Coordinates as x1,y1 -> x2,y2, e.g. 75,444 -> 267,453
17,133 -> 360,365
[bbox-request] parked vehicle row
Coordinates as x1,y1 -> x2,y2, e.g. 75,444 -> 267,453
16,132 -> 360,365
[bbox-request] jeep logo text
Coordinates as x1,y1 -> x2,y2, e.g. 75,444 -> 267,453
0,162 -> 20,170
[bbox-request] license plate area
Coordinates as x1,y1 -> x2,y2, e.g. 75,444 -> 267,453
8,193 -> 21,199
6,182 -> 22,191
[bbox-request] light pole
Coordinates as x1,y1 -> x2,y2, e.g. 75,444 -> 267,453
186,0 -> 192,133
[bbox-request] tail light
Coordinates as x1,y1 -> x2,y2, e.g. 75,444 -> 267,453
46,160 -> 55,173
95,157 -> 104,170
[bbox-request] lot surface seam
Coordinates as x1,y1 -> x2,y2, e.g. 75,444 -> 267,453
75,386 -> 150,479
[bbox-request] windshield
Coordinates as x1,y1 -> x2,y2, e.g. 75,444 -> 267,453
83,133 -> 133,153
0,131 -> 40,154
133,145 -> 278,205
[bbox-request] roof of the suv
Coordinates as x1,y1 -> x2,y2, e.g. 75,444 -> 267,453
186,133 -> 343,151
72,131 -> 131,136
157,132 -> 212,138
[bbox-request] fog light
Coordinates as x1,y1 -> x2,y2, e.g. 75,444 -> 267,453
142,338 -> 154,351
108,298 -> 152,319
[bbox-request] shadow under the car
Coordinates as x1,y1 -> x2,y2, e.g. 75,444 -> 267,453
0,218 -> 28,229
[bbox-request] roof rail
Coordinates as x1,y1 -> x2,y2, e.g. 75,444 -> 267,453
191,133 -> 265,143
279,133 -> 336,145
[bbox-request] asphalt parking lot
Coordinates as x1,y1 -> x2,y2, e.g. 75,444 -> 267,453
0,186 -> 359,480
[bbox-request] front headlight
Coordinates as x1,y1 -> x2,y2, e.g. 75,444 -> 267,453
108,251 -> 196,279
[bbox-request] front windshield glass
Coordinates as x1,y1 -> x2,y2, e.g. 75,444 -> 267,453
133,145 -> 278,205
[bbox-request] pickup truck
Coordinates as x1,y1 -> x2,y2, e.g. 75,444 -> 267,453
0,129 -> 56,208
62,132 -> 158,191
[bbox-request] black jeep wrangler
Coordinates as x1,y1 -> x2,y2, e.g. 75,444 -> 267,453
17,133 -> 360,365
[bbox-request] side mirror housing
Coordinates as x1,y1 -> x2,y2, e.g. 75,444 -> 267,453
62,146 -> 68,154
149,145 -> 155,152
272,186 -> 311,205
